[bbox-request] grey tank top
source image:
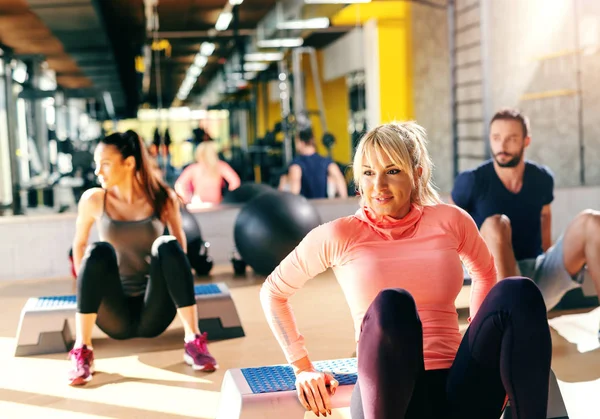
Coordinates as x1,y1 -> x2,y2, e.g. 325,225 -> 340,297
98,192 -> 165,297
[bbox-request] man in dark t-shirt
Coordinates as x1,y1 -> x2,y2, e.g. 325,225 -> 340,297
451,108 -> 600,314
287,128 -> 348,199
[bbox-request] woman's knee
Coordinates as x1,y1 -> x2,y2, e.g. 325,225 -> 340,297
494,277 -> 546,312
480,214 -> 512,244
79,242 -> 117,284
151,235 -> 183,258
365,288 -> 420,334
85,241 -> 117,263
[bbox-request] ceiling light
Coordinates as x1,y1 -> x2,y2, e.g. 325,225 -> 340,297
257,38 -> 304,48
244,52 -> 284,61
277,17 -> 329,30
183,77 -> 196,87
200,42 -> 216,56
243,62 -> 269,72
215,12 -> 233,31
194,54 -> 208,67
188,66 -> 201,77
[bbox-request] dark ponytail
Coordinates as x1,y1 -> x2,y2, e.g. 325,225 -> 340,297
99,130 -> 171,220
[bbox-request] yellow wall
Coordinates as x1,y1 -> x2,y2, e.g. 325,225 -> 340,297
332,1 -> 410,25
267,86 -> 281,138
378,17 -> 414,122
332,1 -> 414,124
252,53 -> 351,164
301,50 -> 351,164
256,83 -> 266,140
255,80 -> 282,142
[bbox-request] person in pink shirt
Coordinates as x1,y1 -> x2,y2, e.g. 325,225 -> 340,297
260,122 -> 551,419
175,141 -> 241,205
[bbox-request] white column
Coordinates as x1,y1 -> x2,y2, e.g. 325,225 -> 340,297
363,18 -> 380,130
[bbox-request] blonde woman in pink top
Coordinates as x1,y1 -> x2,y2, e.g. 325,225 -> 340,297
260,122 -> 551,419
175,141 -> 241,205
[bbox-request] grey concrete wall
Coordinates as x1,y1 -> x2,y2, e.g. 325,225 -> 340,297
488,0 -> 600,187
411,1 -> 453,193
580,1 -> 600,185
411,0 -> 600,190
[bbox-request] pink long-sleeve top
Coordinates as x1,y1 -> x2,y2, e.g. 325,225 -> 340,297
260,203 -> 497,371
175,161 -> 241,204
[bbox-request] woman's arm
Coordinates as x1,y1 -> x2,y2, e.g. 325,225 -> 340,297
174,165 -> 195,204
454,207 -> 497,320
164,190 -> 187,253
72,188 -> 103,275
260,222 -> 343,367
219,161 -> 241,191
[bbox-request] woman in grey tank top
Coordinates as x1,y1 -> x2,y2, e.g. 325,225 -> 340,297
68,130 -> 217,386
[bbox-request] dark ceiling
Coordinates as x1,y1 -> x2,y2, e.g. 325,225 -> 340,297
0,0 -> 352,119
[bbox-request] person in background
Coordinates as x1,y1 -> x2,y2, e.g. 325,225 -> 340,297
69,130 -> 218,386
175,141 -> 240,205
450,108 -> 600,331
287,127 -> 348,199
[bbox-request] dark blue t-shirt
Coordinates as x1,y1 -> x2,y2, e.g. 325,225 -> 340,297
451,160 -> 554,260
290,153 -> 333,199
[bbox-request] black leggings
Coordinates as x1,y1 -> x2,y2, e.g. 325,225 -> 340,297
77,236 -> 196,339
350,277 -> 552,419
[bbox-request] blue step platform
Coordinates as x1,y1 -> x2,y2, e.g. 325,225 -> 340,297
15,282 -> 243,356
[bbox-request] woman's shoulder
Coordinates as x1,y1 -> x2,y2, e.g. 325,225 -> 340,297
309,215 -> 363,242
422,202 -> 472,223
80,187 -> 105,204
78,187 -> 105,217
217,159 -> 236,170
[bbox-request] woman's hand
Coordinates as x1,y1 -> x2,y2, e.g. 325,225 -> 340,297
295,368 -> 339,417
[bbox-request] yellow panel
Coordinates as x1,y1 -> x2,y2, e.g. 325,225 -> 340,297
256,81 -> 266,140
378,14 -> 414,122
324,75 -> 351,164
301,50 -> 351,164
331,1 -> 410,26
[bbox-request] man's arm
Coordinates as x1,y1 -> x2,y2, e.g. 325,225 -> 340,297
327,162 -> 348,198
541,204 -> 552,252
288,164 -> 302,195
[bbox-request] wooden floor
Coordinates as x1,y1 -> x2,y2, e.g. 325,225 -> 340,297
0,267 -> 598,419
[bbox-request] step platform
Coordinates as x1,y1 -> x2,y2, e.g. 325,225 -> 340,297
217,358 -> 569,419
553,268 -> 598,310
14,282 -> 244,357
217,358 -> 357,419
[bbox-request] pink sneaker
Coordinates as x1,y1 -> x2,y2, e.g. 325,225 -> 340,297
184,332 -> 218,371
68,345 -> 95,386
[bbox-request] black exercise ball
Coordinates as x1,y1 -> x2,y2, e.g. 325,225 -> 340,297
181,207 -> 213,276
222,182 -> 276,205
234,191 -> 322,276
